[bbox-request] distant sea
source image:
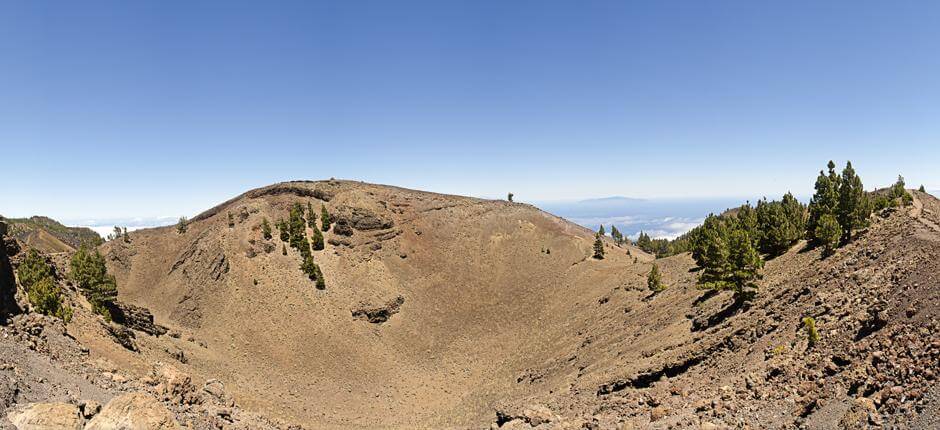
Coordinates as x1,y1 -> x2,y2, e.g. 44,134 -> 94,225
536,196 -> 756,240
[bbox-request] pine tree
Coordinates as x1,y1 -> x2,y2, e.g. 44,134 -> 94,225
890,175 -> 912,206
756,196 -> 802,256
919,185 -> 926,192
647,264 -> 665,292
70,244 -> 118,320
320,205 -> 332,232
261,218 -> 272,240
815,214 -> 841,257
277,218 -> 289,242
315,264 -> 325,290
598,225 -> 605,236
697,228 -> 731,291
311,225 -> 324,250
17,249 -> 54,289
507,192 -> 514,202
636,231 -> 653,254
177,217 -> 188,234
18,250 -> 72,321
122,227 -> 129,243
837,161 -> 870,243
113,226 -> 123,240
727,229 -> 762,300
610,226 -> 622,244
288,203 -> 307,251
735,203 -> 758,247
306,202 -> 317,228
807,163 -> 840,244
592,234 -> 605,259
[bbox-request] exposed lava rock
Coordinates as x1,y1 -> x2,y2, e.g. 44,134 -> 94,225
351,296 -> 405,324
107,301 -> 168,337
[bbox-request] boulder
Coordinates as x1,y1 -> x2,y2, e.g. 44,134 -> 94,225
7,402 -> 83,430
85,392 -> 180,430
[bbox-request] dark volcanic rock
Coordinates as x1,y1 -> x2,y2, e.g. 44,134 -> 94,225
108,301 -> 169,337
0,220 -> 22,321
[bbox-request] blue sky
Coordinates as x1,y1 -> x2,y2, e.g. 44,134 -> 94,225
2,1 -> 939,222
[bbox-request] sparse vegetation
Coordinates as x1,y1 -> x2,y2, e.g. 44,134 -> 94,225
122,227 -> 129,243
647,264 -> 665,293
261,218 -> 272,240
803,317 -> 819,346
177,217 -> 188,234
890,175 -> 913,206
919,184 -> 926,192
592,234 -> 605,259
70,244 -> 118,320
507,192 -> 513,202
17,250 -> 72,322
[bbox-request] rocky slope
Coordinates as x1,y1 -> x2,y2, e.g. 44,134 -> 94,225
1,181 -> 938,429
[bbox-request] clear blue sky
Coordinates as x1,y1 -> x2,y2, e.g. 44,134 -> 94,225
2,1 -> 938,220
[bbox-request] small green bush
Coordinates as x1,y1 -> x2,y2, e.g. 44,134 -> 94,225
176,217 -> 188,234
802,317 -> 819,346
261,218 -> 272,240
647,263 -> 666,293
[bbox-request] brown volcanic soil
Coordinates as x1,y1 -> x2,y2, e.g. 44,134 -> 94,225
2,181 -> 938,429
95,180 -> 654,428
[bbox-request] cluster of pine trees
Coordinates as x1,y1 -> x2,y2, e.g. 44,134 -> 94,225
672,160 -> 878,300
70,244 -> 119,320
275,202 -> 328,289
634,231 -> 673,257
17,250 -> 73,322
805,161 -> 874,255
107,226 -> 130,243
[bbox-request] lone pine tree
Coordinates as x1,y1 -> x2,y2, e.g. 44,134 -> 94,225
647,263 -> 665,293
593,234 -> 605,259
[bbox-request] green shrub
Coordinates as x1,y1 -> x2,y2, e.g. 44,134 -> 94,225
647,264 -> 665,292
261,218 -> 272,240
176,217 -> 188,234
17,250 -> 72,322
17,249 -> 54,290
802,317 -> 819,346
